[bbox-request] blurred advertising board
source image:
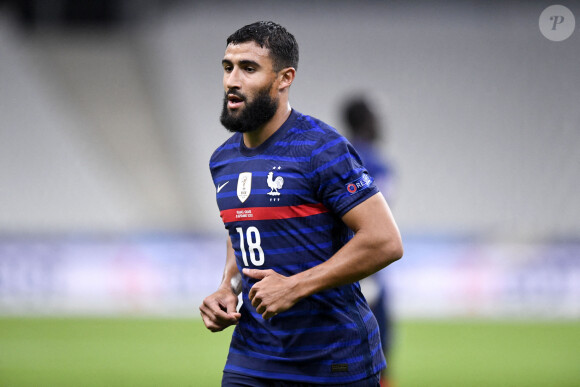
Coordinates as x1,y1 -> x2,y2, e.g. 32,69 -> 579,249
1,235 -> 579,319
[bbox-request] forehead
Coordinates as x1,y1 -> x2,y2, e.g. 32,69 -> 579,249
223,41 -> 273,66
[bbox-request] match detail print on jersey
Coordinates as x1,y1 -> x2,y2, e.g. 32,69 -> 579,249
220,203 -> 328,223
237,172 -> 252,203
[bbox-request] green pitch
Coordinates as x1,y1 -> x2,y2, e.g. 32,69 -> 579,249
390,320 -> 580,386
1,318 -> 579,386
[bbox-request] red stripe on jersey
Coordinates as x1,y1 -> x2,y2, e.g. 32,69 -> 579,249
220,203 -> 329,223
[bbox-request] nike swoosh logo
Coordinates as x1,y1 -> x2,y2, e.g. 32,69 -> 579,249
217,181 -> 229,193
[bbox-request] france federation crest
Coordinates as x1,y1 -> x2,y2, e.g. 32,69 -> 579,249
237,172 -> 252,203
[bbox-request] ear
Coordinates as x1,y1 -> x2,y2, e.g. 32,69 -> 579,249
277,67 -> 296,91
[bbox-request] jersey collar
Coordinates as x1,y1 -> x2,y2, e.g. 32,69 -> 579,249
239,109 -> 299,157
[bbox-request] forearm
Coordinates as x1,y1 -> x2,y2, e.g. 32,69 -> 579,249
218,237 -> 241,293
292,193 -> 403,300
293,232 -> 399,299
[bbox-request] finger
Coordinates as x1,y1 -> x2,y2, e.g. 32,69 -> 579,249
250,293 -> 261,309
201,309 -> 239,332
199,300 -> 240,331
223,295 -> 240,315
199,303 -> 222,330
262,310 -> 277,320
205,295 -> 238,317
243,268 -> 269,280
246,269 -> 272,302
214,307 -> 240,324
248,282 -> 257,302
199,307 -> 224,332
201,297 -> 226,317
226,302 -> 241,316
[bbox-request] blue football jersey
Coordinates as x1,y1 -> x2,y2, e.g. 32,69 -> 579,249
209,110 -> 385,384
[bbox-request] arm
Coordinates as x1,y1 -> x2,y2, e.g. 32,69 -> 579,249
199,237 -> 242,332
245,192 -> 403,319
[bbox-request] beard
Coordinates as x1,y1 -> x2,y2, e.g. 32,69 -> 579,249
220,85 -> 278,133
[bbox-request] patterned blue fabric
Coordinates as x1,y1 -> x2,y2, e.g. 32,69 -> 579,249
210,110 -> 385,384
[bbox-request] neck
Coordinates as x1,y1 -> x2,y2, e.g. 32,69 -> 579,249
243,102 -> 291,149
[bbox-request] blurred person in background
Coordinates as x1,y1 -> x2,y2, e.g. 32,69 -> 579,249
199,21 -> 403,386
342,97 -> 396,387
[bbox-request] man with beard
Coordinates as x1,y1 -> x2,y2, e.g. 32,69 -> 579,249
199,21 -> 403,387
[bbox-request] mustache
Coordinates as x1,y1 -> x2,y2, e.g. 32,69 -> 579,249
225,89 -> 246,101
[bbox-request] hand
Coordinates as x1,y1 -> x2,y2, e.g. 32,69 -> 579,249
199,287 -> 241,332
243,268 -> 299,320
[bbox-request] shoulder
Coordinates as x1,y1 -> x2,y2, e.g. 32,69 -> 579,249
289,111 -> 346,146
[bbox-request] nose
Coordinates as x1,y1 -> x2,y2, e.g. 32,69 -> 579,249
224,67 -> 241,90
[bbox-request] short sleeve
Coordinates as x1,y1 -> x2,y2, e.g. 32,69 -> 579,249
310,134 -> 379,217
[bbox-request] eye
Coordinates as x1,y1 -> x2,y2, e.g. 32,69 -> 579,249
223,65 -> 233,73
245,67 -> 256,73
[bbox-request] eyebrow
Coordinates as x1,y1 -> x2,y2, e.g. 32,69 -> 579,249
221,59 -> 261,68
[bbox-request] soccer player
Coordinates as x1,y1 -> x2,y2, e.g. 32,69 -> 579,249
199,21 -> 403,387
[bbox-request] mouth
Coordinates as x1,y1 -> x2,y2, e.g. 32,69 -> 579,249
227,93 -> 245,110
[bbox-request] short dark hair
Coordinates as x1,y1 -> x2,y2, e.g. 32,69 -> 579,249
227,21 -> 299,72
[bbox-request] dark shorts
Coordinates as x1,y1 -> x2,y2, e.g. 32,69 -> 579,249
222,372 -> 381,387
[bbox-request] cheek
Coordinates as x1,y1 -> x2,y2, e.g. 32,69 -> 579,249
269,84 -> 278,97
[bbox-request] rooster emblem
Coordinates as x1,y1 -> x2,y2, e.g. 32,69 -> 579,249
267,171 -> 284,196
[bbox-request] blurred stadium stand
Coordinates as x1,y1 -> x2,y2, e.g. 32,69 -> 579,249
6,0 -> 183,29
0,0 -> 579,318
